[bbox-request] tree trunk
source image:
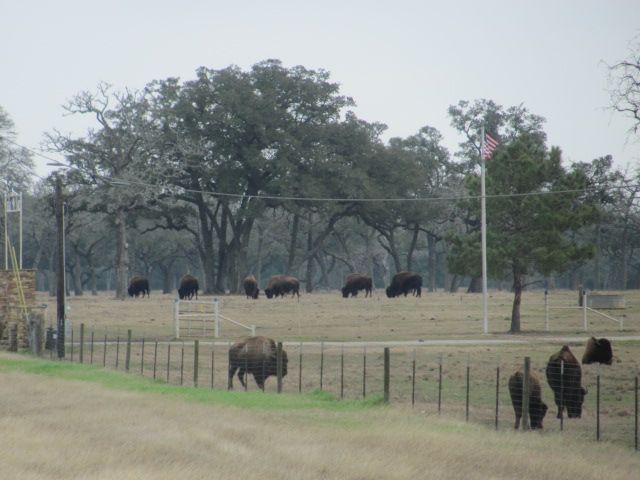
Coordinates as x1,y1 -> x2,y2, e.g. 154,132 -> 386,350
161,265 -> 172,294
114,208 -> 130,300
305,215 -> 314,293
510,270 -> 523,333
427,233 -> 437,292
467,276 -> 481,293
72,252 -> 83,296
90,267 -> 97,295
286,213 -> 300,275
215,208 -> 228,293
406,225 -> 419,271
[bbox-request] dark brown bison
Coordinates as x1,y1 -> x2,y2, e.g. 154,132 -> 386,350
385,271 -> 422,298
264,275 -> 300,299
178,274 -> 199,300
582,337 -> 613,365
342,273 -> 373,298
546,345 -> 587,419
127,276 -> 149,298
227,336 -> 288,390
243,274 -> 259,299
508,369 -> 548,429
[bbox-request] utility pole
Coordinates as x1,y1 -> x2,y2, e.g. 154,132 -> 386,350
55,175 -> 65,358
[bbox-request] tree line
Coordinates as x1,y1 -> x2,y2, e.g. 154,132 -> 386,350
2,48 -> 640,333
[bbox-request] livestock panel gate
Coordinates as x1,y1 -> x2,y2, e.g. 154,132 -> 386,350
173,298 -> 255,339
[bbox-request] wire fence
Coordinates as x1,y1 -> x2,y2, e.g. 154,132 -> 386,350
36,323 -> 640,451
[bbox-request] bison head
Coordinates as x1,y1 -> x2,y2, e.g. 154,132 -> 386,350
264,288 -> 274,299
385,286 -> 396,298
178,287 -> 185,300
341,287 -> 349,298
567,387 -> 587,418
530,401 -> 548,429
127,285 -> 135,297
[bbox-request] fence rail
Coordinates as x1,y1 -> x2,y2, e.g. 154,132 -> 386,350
30,323 -> 640,451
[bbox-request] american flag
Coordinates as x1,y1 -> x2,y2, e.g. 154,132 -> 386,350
482,133 -> 499,160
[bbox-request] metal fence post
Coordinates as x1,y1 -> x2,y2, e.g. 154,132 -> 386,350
140,336 -> 145,375
583,292 -> 588,331
465,353 -> 471,422
319,341 -> 324,390
383,347 -> 390,403
276,342 -> 283,394
596,367 -> 601,441
340,344 -> 344,399
495,355 -> 500,430
125,329 -> 132,372
194,340 -> 199,388
411,349 -> 416,408
438,353 -> 443,414
298,341 -> 303,393
522,357 -> 531,430
90,329 -> 94,364
560,360 -> 565,431
79,323 -> 84,363
214,298 -> 220,338
174,299 -> 180,339
544,290 -> 549,332
362,345 -> 367,399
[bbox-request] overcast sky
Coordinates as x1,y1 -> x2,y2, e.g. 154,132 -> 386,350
2,0 -> 639,178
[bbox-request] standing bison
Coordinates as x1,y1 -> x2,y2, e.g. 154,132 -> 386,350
508,369 -> 548,429
178,274 -> 199,300
341,273 -> 373,298
546,345 -> 587,419
264,275 -> 300,299
582,337 -> 613,365
385,271 -> 422,298
127,276 -> 149,298
243,274 -> 259,299
227,336 -> 288,390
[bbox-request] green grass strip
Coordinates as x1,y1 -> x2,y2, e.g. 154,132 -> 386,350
0,354 -> 385,411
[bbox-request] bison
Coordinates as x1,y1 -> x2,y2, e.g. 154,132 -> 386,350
582,337 -> 613,365
341,273 -> 373,298
127,276 -> 149,298
243,274 -> 259,299
227,336 -> 288,390
178,274 -> 199,300
546,345 -> 587,419
508,369 -> 548,429
385,271 -> 422,298
264,275 -> 300,299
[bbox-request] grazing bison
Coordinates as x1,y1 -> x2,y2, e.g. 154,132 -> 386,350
127,276 -> 149,298
342,273 -> 373,298
227,336 -> 288,390
264,275 -> 300,299
385,271 -> 422,298
582,337 -> 613,365
546,345 -> 587,419
508,369 -> 548,429
178,274 -> 199,300
243,274 -> 259,299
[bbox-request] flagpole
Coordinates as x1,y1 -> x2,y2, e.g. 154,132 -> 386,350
480,126 -> 489,334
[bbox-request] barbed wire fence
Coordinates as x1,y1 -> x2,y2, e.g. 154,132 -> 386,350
39,323 -> 640,451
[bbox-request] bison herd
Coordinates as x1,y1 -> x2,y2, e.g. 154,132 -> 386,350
508,337 -> 614,430
128,271 -> 424,300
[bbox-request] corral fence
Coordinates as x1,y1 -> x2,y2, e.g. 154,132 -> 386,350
35,323 -> 640,451
173,298 -> 255,339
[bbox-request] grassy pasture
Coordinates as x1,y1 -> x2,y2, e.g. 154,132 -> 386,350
1,354 -> 639,480
39,288 -> 639,342
35,288 -> 640,449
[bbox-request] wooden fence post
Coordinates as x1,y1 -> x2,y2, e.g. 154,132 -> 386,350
79,323 -> 84,364
411,349 -> 416,408
125,329 -> 132,372
522,357 -> 531,430
194,340 -> 199,388
438,353 -> 443,414
465,353 -> 471,422
298,341 -> 303,393
90,329 -> 94,364
276,342 -> 283,394
319,341 -> 324,390
383,347 -> 390,403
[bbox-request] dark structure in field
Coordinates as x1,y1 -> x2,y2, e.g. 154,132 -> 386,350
178,274 -> 199,300
264,275 -> 300,299
508,369 -> 548,429
546,345 -> 587,419
228,336 -> 288,390
127,276 -> 149,298
582,337 -> 613,365
243,274 -> 259,299
341,273 -> 373,298
385,271 -> 422,298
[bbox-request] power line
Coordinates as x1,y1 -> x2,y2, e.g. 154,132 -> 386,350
7,138 -> 634,204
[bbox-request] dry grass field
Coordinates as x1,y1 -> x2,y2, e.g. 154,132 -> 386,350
1,355 -> 639,480
38,288 -> 639,341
